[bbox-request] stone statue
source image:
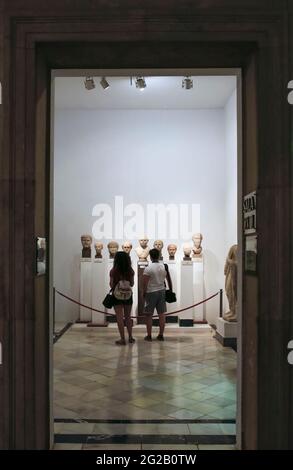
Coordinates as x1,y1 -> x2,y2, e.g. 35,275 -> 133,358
167,243 -> 177,260
192,233 -> 203,259
94,241 -> 103,258
183,244 -> 192,261
107,241 -> 119,259
122,241 -> 132,255
135,237 -> 149,261
223,245 -> 238,322
153,240 -> 164,260
81,234 -> 92,258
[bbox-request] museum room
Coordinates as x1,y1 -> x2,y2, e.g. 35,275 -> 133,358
51,70 -> 239,449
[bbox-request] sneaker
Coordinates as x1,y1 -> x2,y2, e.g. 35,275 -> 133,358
129,337 -> 136,344
157,334 -> 164,341
144,335 -> 152,342
115,339 -> 126,345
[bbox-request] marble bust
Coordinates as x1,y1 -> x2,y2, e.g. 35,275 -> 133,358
153,240 -> 164,260
183,244 -> 192,261
94,241 -> 103,258
122,241 -> 132,255
192,233 -> 203,259
81,234 -> 92,258
107,241 -> 119,259
135,237 -> 150,261
167,243 -> 177,260
223,245 -> 238,322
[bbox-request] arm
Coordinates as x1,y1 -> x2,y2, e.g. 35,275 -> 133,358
130,272 -> 134,287
109,269 -> 115,289
164,264 -> 173,291
166,270 -> 173,291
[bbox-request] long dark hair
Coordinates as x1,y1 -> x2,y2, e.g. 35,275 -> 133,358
113,251 -> 133,276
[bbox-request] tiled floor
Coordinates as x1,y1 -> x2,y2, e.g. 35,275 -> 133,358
54,324 -> 236,450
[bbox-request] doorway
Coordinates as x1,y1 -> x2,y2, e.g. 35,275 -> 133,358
51,69 -> 241,450
2,3 -> 291,450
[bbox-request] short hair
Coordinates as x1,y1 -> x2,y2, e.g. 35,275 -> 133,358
149,248 -> 160,260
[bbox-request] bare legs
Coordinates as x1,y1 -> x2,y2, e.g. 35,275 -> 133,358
158,312 -> 166,336
145,315 -> 153,337
124,304 -> 134,340
114,305 -> 125,343
114,304 -> 134,344
145,312 -> 166,339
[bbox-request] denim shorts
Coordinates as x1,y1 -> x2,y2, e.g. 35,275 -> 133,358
144,289 -> 166,315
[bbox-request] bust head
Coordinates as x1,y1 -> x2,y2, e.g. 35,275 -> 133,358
192,233 -> 203,258
94,241 -> 103,258
167,243 -> 177,259
107,241 -> 119,258
122,241 -> 132,254
183,244 -> 192,258
135,237 -> 149,261
139,237 -> 149,249
192,233 -> 203,248
153,240 -> 163,251
81,234 -> 92,248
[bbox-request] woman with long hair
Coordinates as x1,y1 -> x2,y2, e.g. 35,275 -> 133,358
110,251 -> 135,345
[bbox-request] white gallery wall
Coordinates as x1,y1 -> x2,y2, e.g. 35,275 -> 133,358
53,94 -> 237,324
224,89 -> 238,311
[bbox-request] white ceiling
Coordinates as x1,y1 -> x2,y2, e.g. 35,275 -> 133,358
54,75 -> 237,110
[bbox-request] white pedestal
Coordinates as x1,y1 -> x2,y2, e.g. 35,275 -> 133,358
80,258 -> 92,322
192,259 -> 205,322
215,317 -> 237,348
165,260 -> 180,315
132,261 -> 138,325
105,259 -> 114,316
216,317 -> 237,338
137,261 -> 148,324
91,259 -> 106,325
180,261 -> 194,322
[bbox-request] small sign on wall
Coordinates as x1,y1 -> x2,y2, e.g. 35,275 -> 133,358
243,191 -> 257,274
245,234 -> 257,273
36,237 -> 46,276
243,191 -> 256,234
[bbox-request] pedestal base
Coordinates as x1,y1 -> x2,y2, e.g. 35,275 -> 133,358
215,317 -> 237,350
179,318 -> 194,327
80,259 -> 92,322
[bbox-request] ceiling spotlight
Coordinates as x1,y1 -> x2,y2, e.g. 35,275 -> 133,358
182,76 -> 193,90
100,77 -> 110,90
84,77 -> 95,90
135,77 -> 146,91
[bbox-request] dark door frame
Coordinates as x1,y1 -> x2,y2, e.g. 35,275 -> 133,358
0,3 -> 292,449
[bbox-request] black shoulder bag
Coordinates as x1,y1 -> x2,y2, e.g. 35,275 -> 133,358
164,264 -> 177,303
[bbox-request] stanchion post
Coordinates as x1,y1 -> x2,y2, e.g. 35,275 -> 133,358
219,289 -> 223,318
53,287 -> 56,335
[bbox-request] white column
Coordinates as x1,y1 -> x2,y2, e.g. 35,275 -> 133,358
105,259 -> 114,317
91,259 -> 106,325
165,260 -> 180,316
132,260 -> 138,325
80,258 -> 92,322
192,258 -> 205,322
180,261 -> 194,322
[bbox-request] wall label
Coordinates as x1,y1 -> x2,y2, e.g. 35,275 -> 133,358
243,191 -> 256,235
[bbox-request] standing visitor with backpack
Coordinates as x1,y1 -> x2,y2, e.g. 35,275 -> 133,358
110,251 -> 135,345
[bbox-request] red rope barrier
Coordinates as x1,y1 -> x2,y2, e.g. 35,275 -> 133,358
55,289 -> 219,320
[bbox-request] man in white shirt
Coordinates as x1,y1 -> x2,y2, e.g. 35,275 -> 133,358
143,248 -> 168,341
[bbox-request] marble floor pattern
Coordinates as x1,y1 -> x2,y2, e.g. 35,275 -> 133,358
54,324 -> 236,450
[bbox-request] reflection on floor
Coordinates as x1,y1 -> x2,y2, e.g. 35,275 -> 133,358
54,324 -> 236,450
